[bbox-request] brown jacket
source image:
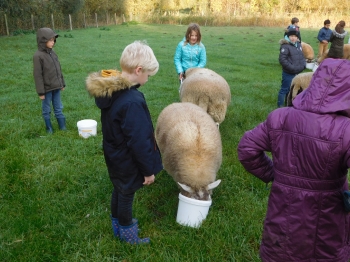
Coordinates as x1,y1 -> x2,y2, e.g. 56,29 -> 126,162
33,28 -> 65,96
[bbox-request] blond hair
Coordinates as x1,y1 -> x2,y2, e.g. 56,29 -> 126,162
120,40 -> 159,76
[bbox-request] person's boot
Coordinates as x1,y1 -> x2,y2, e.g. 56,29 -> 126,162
44,119 -> 53,134
57,117 -> 67,131
111,216 -> 119,237
118,219 -> 150,244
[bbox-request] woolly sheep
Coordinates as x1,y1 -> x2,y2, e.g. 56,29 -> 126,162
180,68 -> 231,125
301,42 -> 315,63
317,43 -> 350,63
286,72 -> 314,106
155,102 -> 222,200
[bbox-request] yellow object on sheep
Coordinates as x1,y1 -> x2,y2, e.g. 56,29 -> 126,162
101,70 -> 118,77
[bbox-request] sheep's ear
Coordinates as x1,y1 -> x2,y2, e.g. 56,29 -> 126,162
178,182 -> 193,193
207,179 -> 221,190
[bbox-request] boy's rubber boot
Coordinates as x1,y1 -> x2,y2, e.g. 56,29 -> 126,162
118,219 -> 150,244
57,117 -> 67,131
44,119 -> 54,134
111,216 -> 119,237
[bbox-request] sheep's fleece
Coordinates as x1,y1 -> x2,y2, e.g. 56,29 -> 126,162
180,68 -> 231,124
155,102 -> 222,200
286,72 -> 314,106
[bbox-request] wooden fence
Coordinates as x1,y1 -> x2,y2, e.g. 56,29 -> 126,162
0,12 -> 128,36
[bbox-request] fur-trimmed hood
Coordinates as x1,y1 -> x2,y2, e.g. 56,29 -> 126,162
85,70 -> 134,110
332,29 -> 347,39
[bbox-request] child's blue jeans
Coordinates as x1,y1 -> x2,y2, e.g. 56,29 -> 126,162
278,71 -> 296,107
42,89 -> 65,120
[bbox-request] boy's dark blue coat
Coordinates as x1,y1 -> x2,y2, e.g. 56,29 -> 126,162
85,71 -> 163,194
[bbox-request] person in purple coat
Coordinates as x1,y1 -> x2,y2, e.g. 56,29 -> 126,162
238,58 -> 350,261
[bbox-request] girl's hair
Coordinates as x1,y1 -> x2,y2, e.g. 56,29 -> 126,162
184,23 -> 201,44
120,40 -> 159,76
335,20 -> 346,34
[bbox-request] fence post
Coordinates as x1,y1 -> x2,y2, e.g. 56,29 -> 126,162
122,14 -> 125,23
51,14 -> 55,30
114,13 -> 117,25
4,14 -> 9,36
31,14 -> 35,30
69,14 -> 72,30
83,13 -> 86,28
95,13 -> 98,28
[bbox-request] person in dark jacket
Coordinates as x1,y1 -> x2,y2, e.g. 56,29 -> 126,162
85,41 -> 163,244
317,19 -> 332,59
277,28 -> 306,107
284,17 -> 301,42
33,27 -> 67,133
327,20 -> 348,59
238,58 -> 350,262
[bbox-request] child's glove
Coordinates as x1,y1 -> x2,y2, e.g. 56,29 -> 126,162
101,69 -> 118,77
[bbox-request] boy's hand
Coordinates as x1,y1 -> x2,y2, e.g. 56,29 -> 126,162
61,87 -> 65,91
39,95 -> 45,100
143,175 -> 155,185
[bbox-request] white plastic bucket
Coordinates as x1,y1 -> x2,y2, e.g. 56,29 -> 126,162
176,193 -> 212,228
306,62 -> 315,70
312,63 -> 319,72
77,119 -> 97,138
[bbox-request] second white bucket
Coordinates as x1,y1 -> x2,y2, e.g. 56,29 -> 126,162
77,119 -> 97,138
176,193 -> 212,228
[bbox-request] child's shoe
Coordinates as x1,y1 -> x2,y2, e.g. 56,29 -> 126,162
44,119 -> 54,134
57,117 -> 67,131
111,216 -> 119,237
118,219 -> 150,244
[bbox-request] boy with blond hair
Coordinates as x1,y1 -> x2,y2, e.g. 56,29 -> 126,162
85,41 -> 163,244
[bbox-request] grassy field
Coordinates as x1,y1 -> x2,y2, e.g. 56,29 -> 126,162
0,23 -> 318,261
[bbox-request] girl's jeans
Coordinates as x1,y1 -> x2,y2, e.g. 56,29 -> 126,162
111,189 -> 135,226
42,89 -> 64,120
278,71 -> 296,107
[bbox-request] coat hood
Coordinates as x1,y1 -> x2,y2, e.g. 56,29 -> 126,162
293,59 -> 350,117
85,70 -> 133,109
36,28 -> 58,52
332,29 -> 347,38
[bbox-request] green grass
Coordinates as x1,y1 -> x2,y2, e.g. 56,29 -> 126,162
0,24 -> 319,261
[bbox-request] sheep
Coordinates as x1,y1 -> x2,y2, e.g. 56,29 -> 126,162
301,42 -> 315,63
180,68 -> 231,125
155,102 -> 222,200
317,43 -> 350,63
286,72 -> 314,106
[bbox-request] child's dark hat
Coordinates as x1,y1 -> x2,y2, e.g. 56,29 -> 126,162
287,28 -> 298,37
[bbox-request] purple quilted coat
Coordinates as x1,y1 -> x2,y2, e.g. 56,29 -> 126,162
238,59 -> 350,261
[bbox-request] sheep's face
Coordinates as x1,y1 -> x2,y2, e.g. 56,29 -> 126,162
178,180 -> 221,201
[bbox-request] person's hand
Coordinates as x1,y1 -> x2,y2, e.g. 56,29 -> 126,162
61,87 -> 65,91
143,175 -> 155,185
39,95 -> 45,100
179,73 -> 183,80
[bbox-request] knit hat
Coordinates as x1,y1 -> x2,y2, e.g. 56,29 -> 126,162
287,28 -> 298,37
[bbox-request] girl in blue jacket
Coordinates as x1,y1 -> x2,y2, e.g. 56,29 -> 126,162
174,23 -> 206,83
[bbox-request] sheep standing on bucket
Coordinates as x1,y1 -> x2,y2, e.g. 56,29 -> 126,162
155,102 -> 222,201
286,72 -> 314,106
180,68 -> 231,125
301,42 -> 315,63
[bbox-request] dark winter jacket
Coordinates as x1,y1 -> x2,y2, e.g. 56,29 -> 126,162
238,59 -> 350,261
85,70 -> 163,194
317,26 -> 333,42
33,28 -> 65,96
328,30 -> 348,58
279,38 -> 306,74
